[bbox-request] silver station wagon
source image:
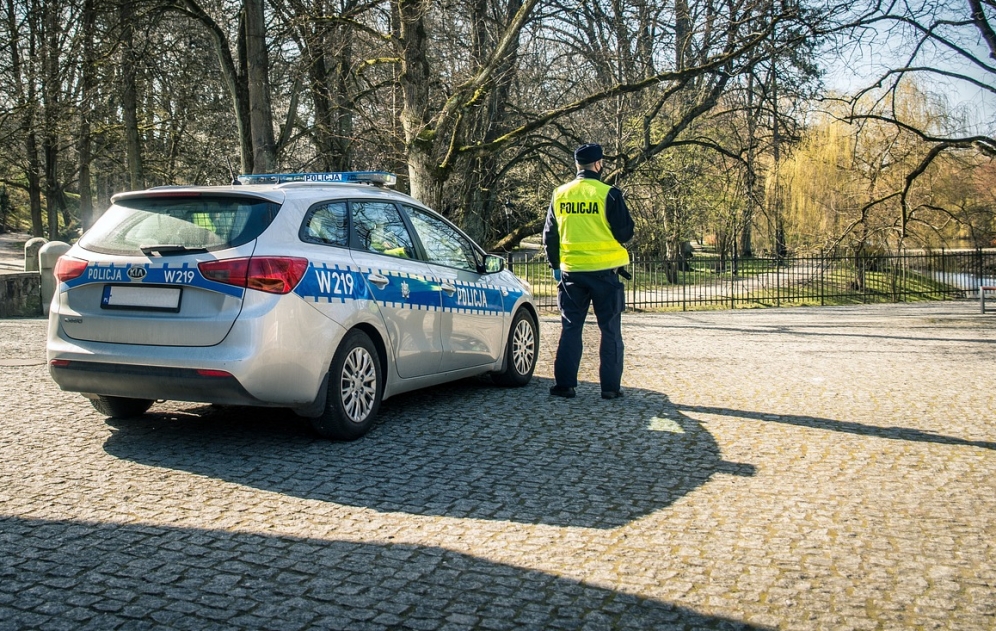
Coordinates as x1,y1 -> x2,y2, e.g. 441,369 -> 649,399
47,172 -> 539,440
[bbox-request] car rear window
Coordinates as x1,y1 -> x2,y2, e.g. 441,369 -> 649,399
79,195 -> 281,256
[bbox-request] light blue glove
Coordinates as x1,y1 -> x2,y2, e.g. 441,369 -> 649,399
553,269 -> 562,282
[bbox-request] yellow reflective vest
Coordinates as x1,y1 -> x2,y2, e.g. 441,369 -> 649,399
552,178 -> 630,272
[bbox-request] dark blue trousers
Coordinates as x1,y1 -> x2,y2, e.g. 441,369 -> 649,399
554,269 -> 625,393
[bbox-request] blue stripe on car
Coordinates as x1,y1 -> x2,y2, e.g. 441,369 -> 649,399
294,263 -> 521,315
61,262 -> 245,298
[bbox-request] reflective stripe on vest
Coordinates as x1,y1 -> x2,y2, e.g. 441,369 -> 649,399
553,178 -> 630,272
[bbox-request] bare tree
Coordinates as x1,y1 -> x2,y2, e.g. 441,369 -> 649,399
3,0 -> 45,236
0,0 -> 910,254
386,0 -> 822,252
161,0 -> 254,173
829,0 -> 996,247
270,0 -> 374,172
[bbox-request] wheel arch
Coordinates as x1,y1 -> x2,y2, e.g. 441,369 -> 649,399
297,320 -> 391,419
349,321 -> 390,391
505,301 -> 539,367
492,301 -> 539,383
517,301 -> 539,331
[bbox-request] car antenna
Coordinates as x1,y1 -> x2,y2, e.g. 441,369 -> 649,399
226,156 -> 240,185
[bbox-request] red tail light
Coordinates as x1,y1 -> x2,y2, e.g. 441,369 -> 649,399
196,369 -> 233,378
199,257 -> 308,295
53,256 -> 88,282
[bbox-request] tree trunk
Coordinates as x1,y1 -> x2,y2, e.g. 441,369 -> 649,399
396,0 -> 437,204
244,0 -> 276,173
397,0 -> 528,233
300,16 -> 353,171
174,0 -> 253,173
408,148 -> 444,211
43,141 -> 60,241
6,0 -> 44,236
675,0 -> 691,71
120,0 -> 143,189
78,0 -> 96,230
26,131 -> 43,238
770,53 -> 787,260
42,0 -> 65,240
741,74 -> 757,258
331,47 -> 353,168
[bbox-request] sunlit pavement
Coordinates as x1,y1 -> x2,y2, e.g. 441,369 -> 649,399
1,301 -> 994,630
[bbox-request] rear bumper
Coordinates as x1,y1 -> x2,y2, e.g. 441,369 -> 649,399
49,361 -> 265,406
47,291 -> 346,406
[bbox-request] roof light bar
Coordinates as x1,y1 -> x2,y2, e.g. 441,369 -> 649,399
237,171 -> 397,187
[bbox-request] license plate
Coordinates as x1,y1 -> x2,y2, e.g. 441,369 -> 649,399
101,285 -> 182,312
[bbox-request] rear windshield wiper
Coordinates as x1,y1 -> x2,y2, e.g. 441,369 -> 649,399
140,244 -> 208,256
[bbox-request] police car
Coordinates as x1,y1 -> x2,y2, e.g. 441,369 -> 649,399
46,172 -> 538,440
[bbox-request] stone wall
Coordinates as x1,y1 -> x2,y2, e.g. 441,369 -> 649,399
0,272 -> 42,318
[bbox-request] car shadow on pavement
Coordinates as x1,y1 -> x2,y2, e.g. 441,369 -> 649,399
0,515 -> 770,630
102,378 -> 756,530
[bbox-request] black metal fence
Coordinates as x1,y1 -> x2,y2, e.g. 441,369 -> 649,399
506,249 -> 996,313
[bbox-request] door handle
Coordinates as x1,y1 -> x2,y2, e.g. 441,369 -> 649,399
440,282 -> 456,295
368,273 -> 390,289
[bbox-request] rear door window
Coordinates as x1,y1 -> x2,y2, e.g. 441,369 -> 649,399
79,195 -> 281,256
301,201 -> 349,246
351,201 -> 417,259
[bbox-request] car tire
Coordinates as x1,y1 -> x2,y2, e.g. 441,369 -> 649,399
89,395 -> 154,418
492,309 -> 538,387
311,329 -> 382,440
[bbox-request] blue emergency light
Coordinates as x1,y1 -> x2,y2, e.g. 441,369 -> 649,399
237,171 -> 397,187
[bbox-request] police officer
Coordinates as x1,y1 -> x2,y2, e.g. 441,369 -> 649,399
543,143 -> 634,399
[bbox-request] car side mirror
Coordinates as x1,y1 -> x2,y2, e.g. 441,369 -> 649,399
483,254 -> 506,274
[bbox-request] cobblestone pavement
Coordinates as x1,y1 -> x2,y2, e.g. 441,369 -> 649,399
1,302 -> 994,630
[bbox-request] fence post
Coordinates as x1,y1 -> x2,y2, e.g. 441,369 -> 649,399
730,249 -> 735,310
682,261 -> 687,312
820,249 -> 825,306
776,253 -> 781,306
897,250 -> 903,303
978,248 -> 984,299
628,258 -> 635,311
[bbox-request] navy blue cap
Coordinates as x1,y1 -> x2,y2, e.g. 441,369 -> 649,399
574,143 -> 603,164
